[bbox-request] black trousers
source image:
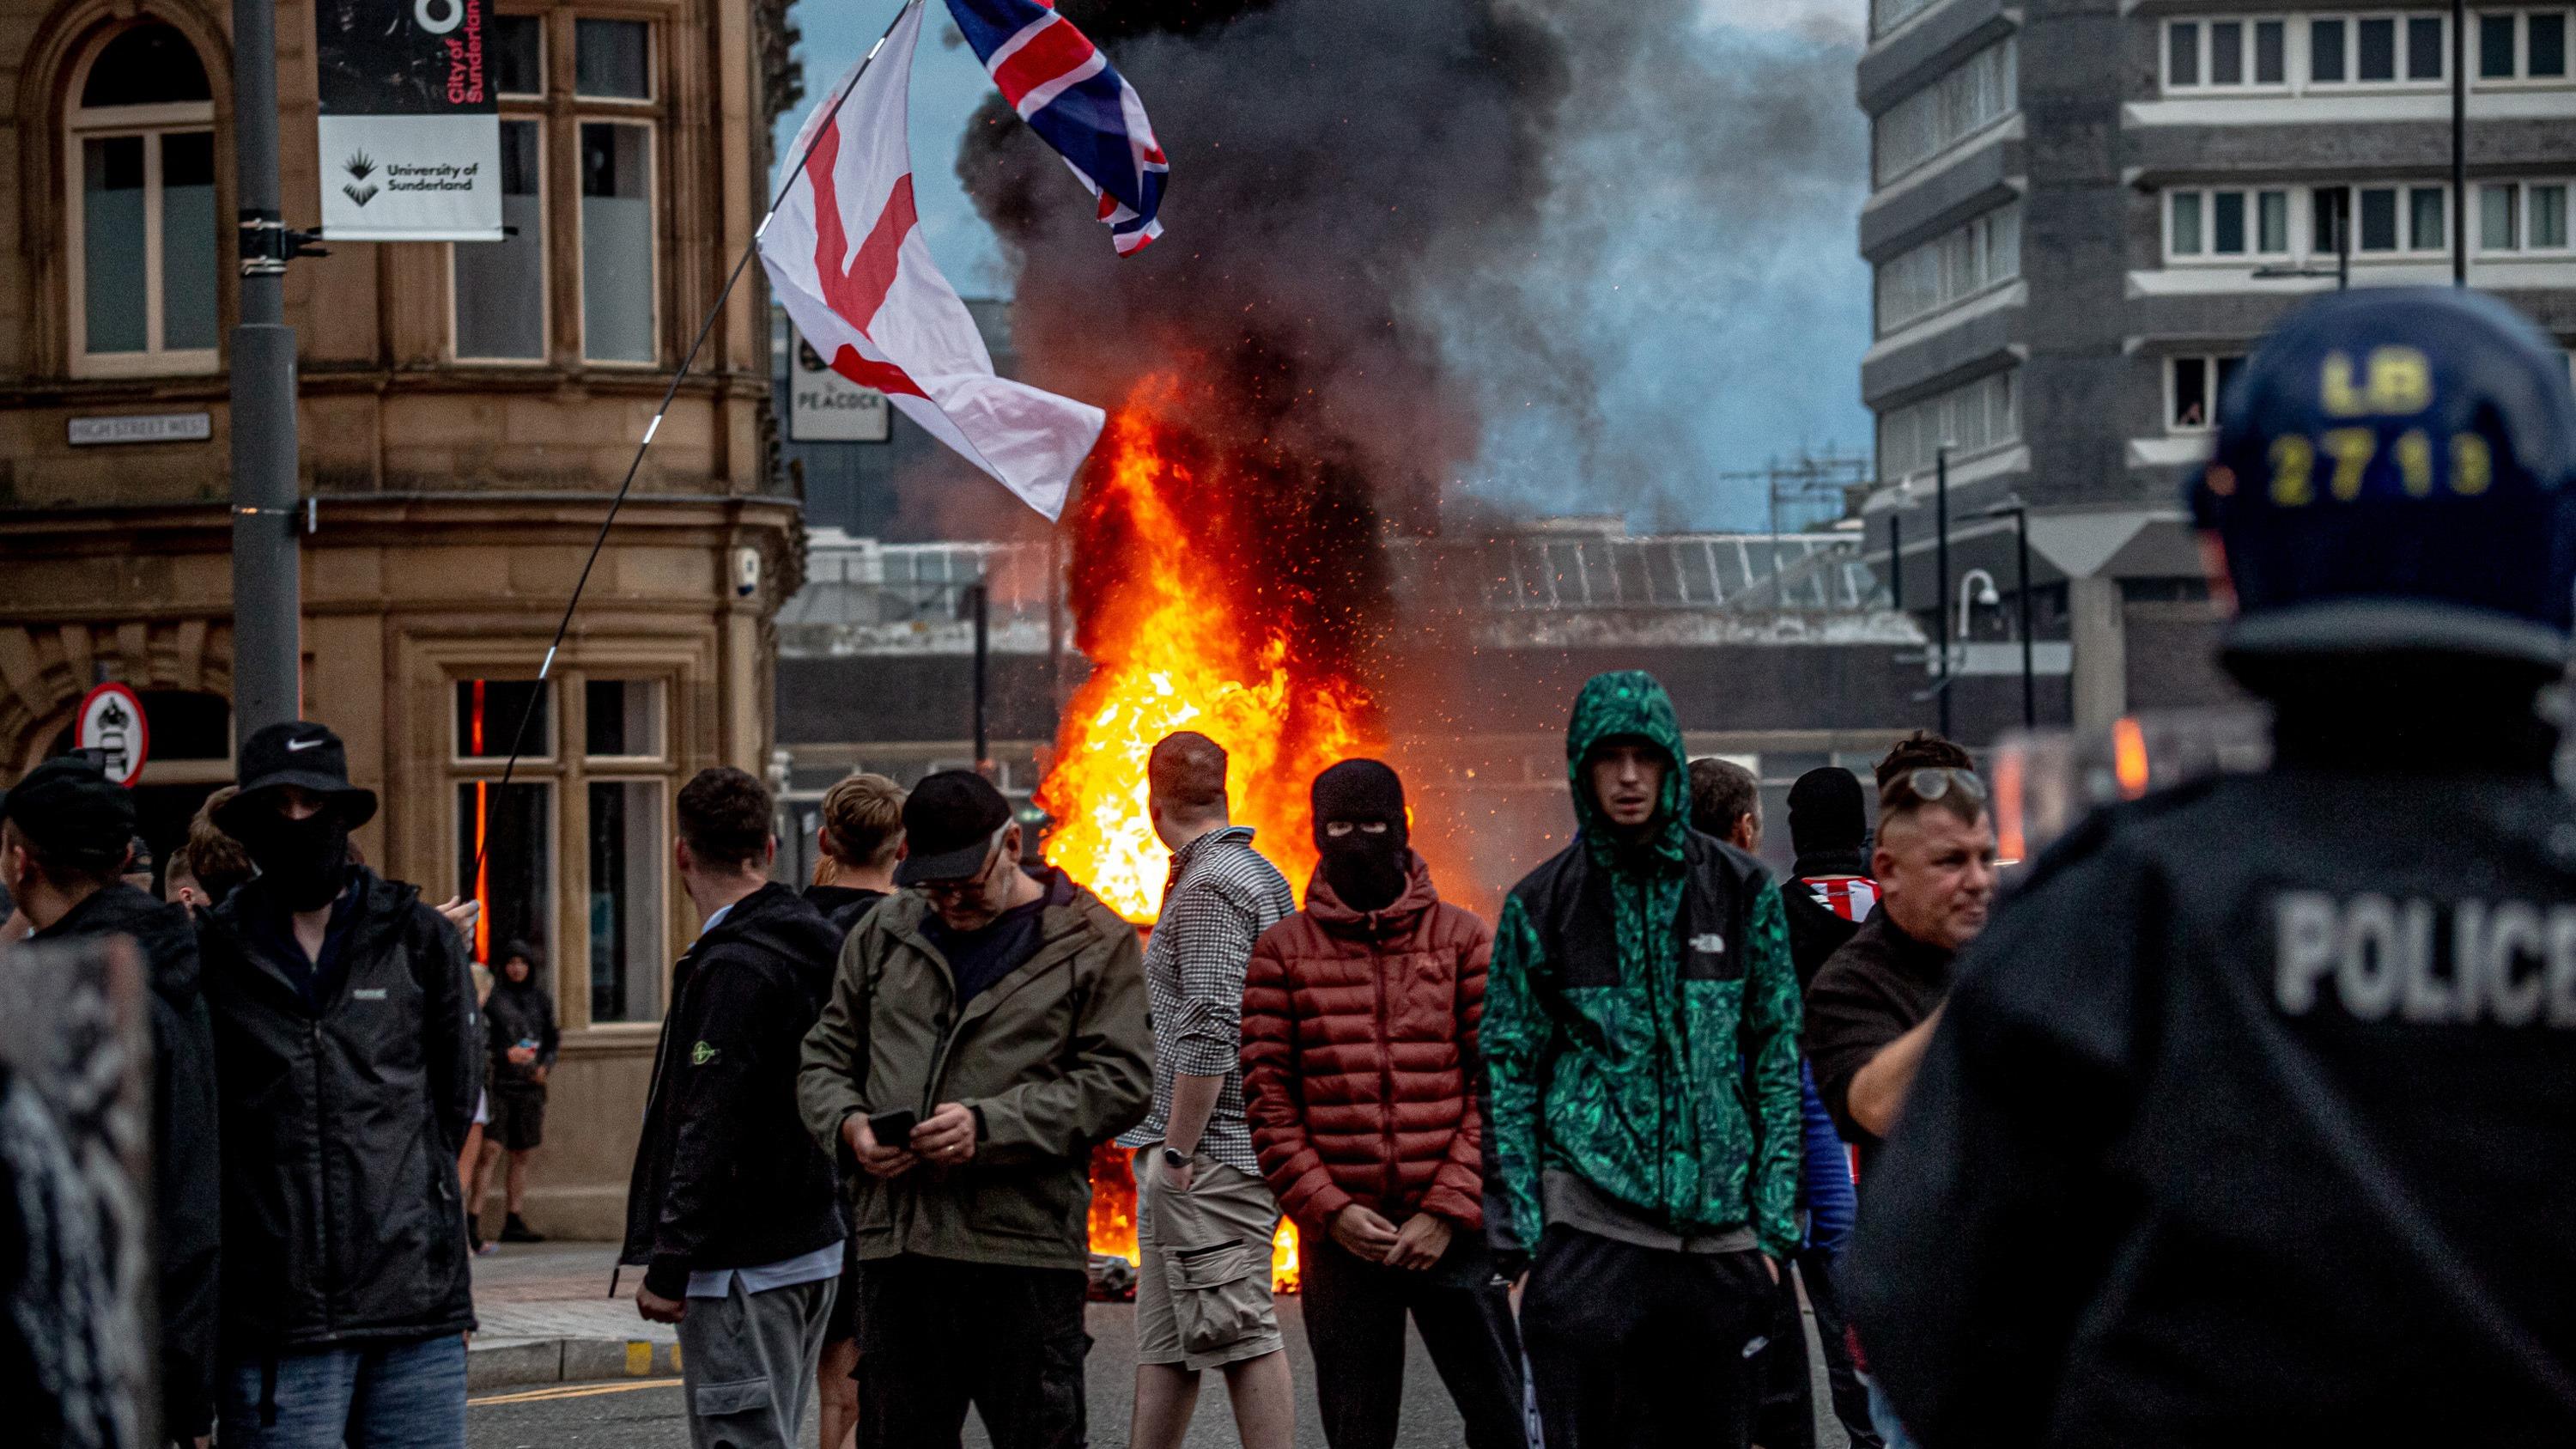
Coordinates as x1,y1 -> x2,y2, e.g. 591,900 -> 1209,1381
854,1256 -> 1088,1449
1519,1227 -> 1771,1449
1749,1248 -> 1881,1449
1298,1234 -> 1527,1449
1795,1248 -> 1882,1449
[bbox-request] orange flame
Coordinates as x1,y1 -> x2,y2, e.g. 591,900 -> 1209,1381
1053,381 -> 1376,1291
1086,1142 -> 1303,1294
1038,383 -> 1384,920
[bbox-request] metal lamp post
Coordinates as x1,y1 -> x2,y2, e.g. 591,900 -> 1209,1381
1984,497 -> 2037,730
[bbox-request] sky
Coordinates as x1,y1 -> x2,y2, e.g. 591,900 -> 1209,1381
774,0 -> 1875,532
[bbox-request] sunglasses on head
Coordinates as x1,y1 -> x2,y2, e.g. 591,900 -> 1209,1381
1899,767 -> 1988,805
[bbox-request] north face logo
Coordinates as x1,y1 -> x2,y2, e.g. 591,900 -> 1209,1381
1690,932 -> 1726,955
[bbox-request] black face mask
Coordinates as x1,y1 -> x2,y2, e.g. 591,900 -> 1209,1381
241,811 -> 352,911
1319,823 -> 1407,913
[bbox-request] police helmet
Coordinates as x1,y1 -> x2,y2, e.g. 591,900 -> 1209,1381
2190,287 -> 2576,671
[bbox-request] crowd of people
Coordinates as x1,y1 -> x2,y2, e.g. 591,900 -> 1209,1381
3,283 -> 2572,1448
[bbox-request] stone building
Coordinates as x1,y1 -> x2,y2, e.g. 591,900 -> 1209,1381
1855,0 -> 2576,731
2,0 -> 801,1237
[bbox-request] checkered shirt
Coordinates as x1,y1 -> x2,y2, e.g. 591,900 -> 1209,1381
1116,825 -> 1295,1173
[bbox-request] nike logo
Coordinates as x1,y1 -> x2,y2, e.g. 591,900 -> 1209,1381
287,736 -> 326,752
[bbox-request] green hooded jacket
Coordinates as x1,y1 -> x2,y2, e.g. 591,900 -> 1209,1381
1482,670 -> 1805,1259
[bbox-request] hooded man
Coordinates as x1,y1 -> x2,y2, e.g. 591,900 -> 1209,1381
1483,671 -> 1804,1449
3,754 -> 222,1444
1781,767 -> 1878,991
1848,288 -> 2576,1446
195,721 -> 482,1448
1241,760 -> 1524,1449
473,937 -> 558,1247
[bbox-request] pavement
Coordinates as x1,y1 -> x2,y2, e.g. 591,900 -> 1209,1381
468,1241 -> 681,1391
467,1241 -> 1854,1447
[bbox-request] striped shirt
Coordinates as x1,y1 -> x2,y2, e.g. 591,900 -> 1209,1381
1117,825 -> 1295,1173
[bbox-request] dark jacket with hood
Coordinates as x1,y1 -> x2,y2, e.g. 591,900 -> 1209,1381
483,969 -> 559,1089
1481,671 -> 1806,1262
34,883 -> 222,1437
623,882 -> 844,1299
197,868 -> 481,1348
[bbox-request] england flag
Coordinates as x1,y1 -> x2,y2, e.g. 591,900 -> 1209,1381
759,0 -> 1103,520
946,0 -> 1168,255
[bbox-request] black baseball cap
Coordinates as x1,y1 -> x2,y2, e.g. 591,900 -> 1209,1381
216,721 -> 379,833
0,754 -> 138,867
894,770 -> 1013,886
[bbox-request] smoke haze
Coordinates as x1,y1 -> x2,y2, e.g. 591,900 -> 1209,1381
955,0 -> 1869,533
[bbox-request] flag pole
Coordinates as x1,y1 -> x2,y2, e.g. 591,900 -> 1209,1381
471,0 -> 924,880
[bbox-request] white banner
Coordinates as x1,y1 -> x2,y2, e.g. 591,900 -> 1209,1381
319,114 -> 501,240
314,0 -> 501,240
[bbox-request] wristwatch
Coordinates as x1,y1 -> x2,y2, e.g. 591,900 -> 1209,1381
1159,1146 -> 1188,1170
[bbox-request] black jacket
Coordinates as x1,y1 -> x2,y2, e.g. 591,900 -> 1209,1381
197,869 -> 480,1348
1783,847 -> 1872,993
483,976 -> 559,1087
623,883 -> 844,1298
35,885 -> 222,1438
1805,912 -> 1953,1179
803,883 -> 891,940
1848,769 -> 2576,1447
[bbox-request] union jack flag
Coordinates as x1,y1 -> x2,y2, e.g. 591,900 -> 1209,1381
945,0 -> 1168,255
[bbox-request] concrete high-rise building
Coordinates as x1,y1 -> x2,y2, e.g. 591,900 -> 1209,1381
1856,0 -> 2576,731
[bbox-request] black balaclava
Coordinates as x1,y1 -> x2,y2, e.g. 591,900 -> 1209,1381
1312,759 -> 1409,912
238,808 -> 353,911
1786,767 -> 1868,861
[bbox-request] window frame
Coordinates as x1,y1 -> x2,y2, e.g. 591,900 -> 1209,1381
1871,37 -> 2017,187
2166,353 -> 2249,434
2476,176 -> 2575,253
1876,369 -> 2020,482
577,117 -> 661,367
2163,15 -> 2293,93
448,115 -> 550,364
1874,202 -> 2023,335
2164,186 -> 2296,263
490,10 -> 547,100
441,664 -> 682,1031
573,16 -> 657,105
2473,7 -> 2576,82
63,32 -> 221,380
2305,11 -> 2454,88
580,773 -> 670,1026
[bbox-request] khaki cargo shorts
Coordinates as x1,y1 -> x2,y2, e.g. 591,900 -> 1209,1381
1133,1146 -> 1285,1371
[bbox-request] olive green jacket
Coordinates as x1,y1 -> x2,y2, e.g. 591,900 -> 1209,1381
796,868 -> 1154,1270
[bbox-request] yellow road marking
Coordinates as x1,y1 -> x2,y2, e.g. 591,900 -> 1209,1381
470,1376 -> 681,1407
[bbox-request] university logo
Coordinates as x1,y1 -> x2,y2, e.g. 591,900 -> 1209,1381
342,150 -> 380,207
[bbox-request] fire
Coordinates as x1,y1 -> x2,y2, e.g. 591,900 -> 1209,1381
1052,380 -> 1382,1292
1037,381 -> 1385,922
1087,1143 -> 1303,1295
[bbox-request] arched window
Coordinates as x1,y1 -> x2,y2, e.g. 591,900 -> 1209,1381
66,22 -> 219,377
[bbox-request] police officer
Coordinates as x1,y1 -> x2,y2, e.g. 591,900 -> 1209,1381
1843,287 -> 2576,1446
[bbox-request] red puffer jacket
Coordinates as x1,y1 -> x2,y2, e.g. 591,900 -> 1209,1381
1240,853 -> 1492,1233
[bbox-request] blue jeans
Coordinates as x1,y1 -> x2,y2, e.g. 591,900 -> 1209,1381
1867,1376 -> 1923,1449
217,1333 -> 467,1448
